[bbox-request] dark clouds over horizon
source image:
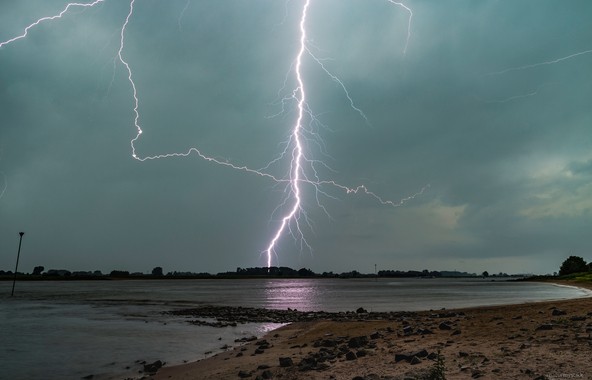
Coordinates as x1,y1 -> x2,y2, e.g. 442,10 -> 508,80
1,0 -> 591,275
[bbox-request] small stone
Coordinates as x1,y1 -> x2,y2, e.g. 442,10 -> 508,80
348,336 -> 368,348
535,324 -> 553,331
412,349 -> 429,358
143,360 -> 163,374
345,351 -> 357,360
439,322 -> 452,330
552,309 -> 567,316
410,356 -> 422,365
279,357 -> 293,367
238,370 -> 252,378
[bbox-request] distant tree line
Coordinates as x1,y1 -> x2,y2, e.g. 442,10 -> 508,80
0,266 -> 480,279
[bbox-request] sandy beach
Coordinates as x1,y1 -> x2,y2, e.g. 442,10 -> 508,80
150,282 -> 592,380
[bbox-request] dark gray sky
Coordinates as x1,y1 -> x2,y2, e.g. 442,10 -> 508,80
1,0 -> 591,275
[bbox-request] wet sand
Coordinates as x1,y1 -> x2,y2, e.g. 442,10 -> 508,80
151,281 -> 592,380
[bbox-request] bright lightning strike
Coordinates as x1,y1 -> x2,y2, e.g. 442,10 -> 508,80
1,0 -> 424,269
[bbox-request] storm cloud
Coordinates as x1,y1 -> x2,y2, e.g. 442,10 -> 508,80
1,0 -> 591,274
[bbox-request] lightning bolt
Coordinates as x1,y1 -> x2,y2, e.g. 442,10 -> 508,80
0,0 -> 106,49
387,1 -> 413,55
0,172 -> 7,201
486,48 -> 592,76
1,0 -> 424,268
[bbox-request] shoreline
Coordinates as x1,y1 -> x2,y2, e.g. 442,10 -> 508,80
149,281 -> 592,380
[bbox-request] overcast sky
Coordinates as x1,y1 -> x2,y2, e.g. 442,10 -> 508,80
1,0 -> 591,275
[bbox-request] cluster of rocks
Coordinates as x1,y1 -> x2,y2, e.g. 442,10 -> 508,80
169,305 -> 456,326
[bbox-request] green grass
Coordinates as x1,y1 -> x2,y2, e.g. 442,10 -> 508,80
558,272 -> 592,282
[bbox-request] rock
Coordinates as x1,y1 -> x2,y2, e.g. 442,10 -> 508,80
459,351 -> 469,357
356,349 -> 367,358
257,365 -> 270,370
356,307 -> 368,314
319,339 -> 338,347
238,370 -> 252,378
552,309 -> 567,316
403,326 -> 413,335
345,351 -> 357,361
352,377 -> 365,380
394,353 -> 409,363
348,336 -> 368,348
439,322 -> 452,330
370,332 -> 382,339
571,316 -> 586,321
236,352 -> 243,357
235,335 -> 258,343
279,357 -> 293,367
298,357 -> 317,371
82,375 -> 94,380
427,352 -> 438,360
412,349 -> 428,358
409,356 -> 422,365
143,360 -> 163,373
451,329 -> 461,336
419,328 -> 434,335
535,324 -> 553,331
261,370 -> 273,379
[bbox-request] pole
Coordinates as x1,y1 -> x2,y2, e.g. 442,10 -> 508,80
11,232 -> 25,297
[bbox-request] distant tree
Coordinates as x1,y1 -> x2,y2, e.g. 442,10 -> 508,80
482,271 -> 489,277
151,266 -> 163,276
32,266 -> 44,275
559,256 -> 588,276
297,268 -> 314,277
110,270 -> 130,277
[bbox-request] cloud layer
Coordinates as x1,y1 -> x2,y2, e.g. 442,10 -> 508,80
1,0 -> 591,274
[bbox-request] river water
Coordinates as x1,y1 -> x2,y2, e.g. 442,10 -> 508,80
1,278 -> 589,379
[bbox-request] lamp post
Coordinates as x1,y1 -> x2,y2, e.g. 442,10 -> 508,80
11,232 -> 25,297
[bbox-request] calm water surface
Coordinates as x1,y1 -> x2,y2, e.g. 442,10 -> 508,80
0,278 -> 589,380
